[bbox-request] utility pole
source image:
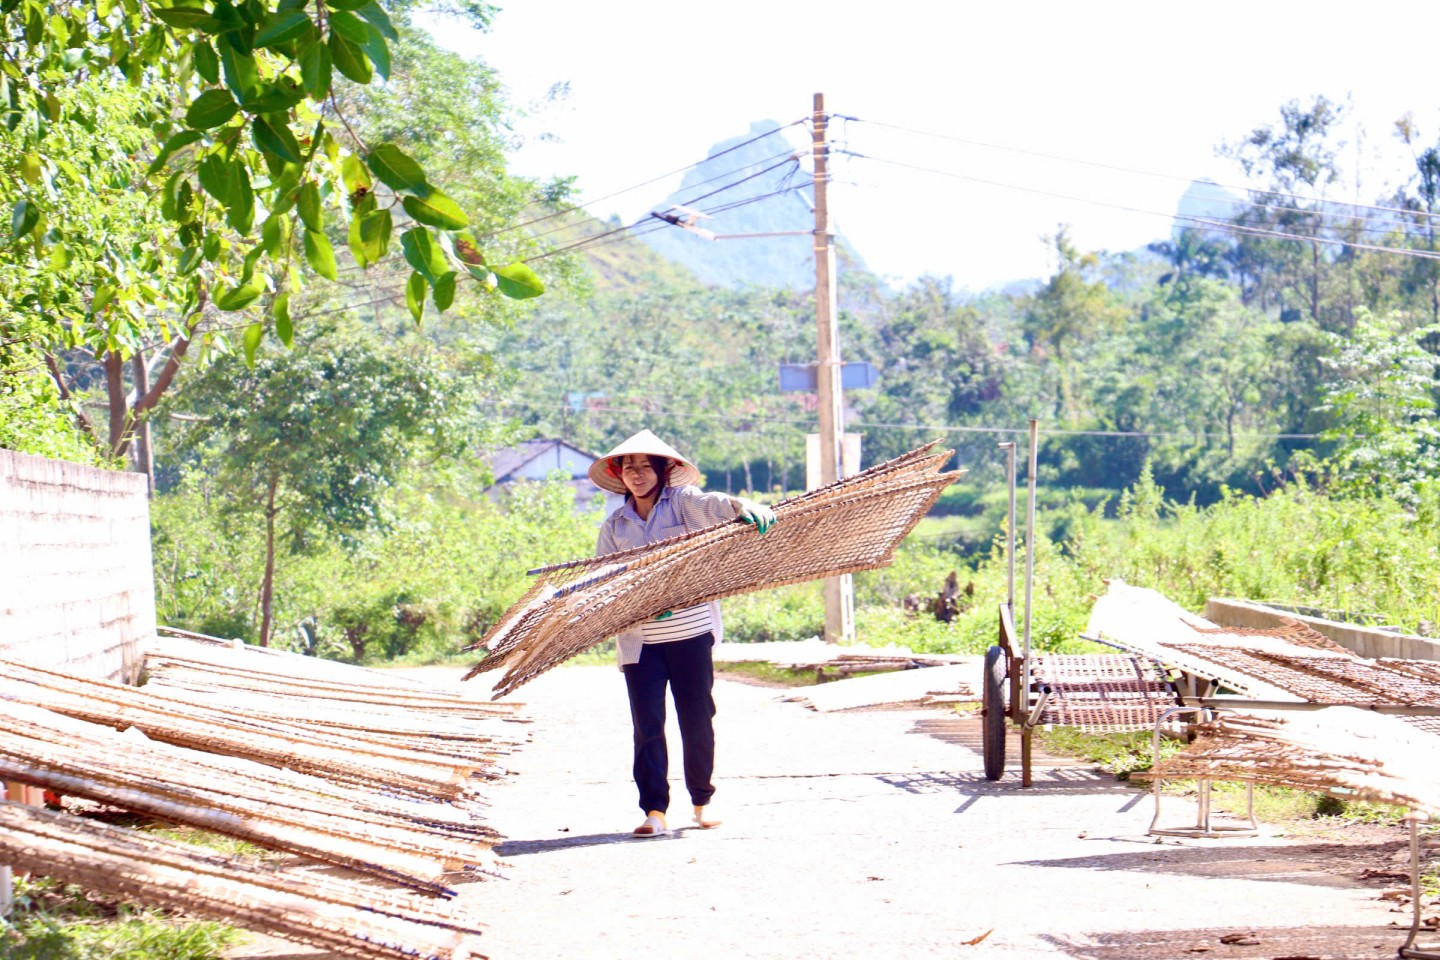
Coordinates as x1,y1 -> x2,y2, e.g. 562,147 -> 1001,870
812,92 -> 855,643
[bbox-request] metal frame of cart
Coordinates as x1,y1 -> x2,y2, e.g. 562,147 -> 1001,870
980,422 -> 1185,786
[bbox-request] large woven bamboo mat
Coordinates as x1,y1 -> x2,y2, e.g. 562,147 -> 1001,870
0,800 -> 487,960
0,657 -> 494,801
141,639 -> 527,761
1133,709 -> 1440,818
465,443 -> 961,698
0,699 -> 498,894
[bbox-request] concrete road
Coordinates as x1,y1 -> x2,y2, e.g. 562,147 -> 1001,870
231,663 -> 1421,960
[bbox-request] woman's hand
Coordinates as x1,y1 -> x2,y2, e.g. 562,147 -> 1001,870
732,496 -> 777,534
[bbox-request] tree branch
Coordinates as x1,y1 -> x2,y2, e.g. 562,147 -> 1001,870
42,352 -> 99,442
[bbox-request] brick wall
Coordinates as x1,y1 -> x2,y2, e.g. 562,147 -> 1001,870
0,449 -> 155,683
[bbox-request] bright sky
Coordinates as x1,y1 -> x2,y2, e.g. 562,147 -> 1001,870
421,1 -> 1440,290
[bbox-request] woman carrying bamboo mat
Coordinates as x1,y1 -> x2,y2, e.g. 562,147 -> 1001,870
589,430 -> 776,838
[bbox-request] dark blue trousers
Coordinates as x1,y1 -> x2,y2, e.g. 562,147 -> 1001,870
621,632 -> 717,814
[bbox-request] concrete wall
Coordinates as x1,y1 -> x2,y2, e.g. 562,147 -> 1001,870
1205,597 -> 1440,662
0,449 -> 155,683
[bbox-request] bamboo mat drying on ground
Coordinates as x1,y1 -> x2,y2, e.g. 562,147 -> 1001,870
467,443 -> 961,698
142,646 -> 525,766
0,658 -> 492,801
144,636 -> 522,721
1133,708 -> 1440,818
1087,581 -> 1440,735
781,662 -> 978,712
0,699 -> 499,893
0,800 -> 487,960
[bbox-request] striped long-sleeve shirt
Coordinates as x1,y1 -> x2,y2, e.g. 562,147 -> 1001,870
595,484 -> 739,666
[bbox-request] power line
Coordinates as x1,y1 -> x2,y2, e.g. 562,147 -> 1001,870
480,397 -> 1320,442
843,114 -> 1440,226
474,118 -> 808,243
839,149 -> 1440,263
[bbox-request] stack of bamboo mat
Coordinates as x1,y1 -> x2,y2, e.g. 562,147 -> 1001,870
0,638 -> 517,957
467,442 -> 962,698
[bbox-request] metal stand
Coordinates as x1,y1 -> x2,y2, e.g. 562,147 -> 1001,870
1147,706 -> 1258,839
1402,813 -> 1440,960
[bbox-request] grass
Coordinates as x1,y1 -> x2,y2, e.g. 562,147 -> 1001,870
0,877 -> 240,960
714,661 -> 822,687
0,813 -> 252,960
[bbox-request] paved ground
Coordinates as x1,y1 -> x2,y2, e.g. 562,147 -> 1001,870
229,663 -> 1429,960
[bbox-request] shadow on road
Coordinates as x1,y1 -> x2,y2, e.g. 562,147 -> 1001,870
1036,923 -> 1399,959
1011,839 -> 1409,888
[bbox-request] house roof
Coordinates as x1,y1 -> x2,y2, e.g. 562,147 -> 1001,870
487,438 -> 601,483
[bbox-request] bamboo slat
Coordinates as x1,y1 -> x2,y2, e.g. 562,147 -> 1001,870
0,701 -> 499,893
0,800 -> 487,960
467,443 -> 961,698
0,658 -> 486,800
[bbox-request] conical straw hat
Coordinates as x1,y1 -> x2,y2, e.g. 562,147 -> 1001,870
587,429 -> 702,494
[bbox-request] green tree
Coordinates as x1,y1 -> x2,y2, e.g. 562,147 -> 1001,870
1221,96 -> 1346,329
1020,228 -> 1125,422
2,0 -> 543,469
168,326 -> 479,645
1316,309 -> 1440,506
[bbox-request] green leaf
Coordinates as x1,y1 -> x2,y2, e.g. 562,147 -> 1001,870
252,114 -> 301,165
215,281 -> 263,311
218,34 -> 261,103
203,231 -> 223,262
325,0 -> 372,9
242,322 -> 263,367
432,271 -> 456,312
193,39 -> 220,84
226,163 -> 255,235
405,271 -> 425,324
151,4 -> 221,31
147,130 -> 204,176
19,153 -> 40,184
91,285 -> 117,312
340,152 -> 372,195
243,78 -> 306,113
493,262 -> 545,300
11,199 -> 38,239
303,227 -> 337,280
198,154 -> 235,206
272,292 -> 293,346
366,143 -> 427,194
254,8 -> 311,47
348,208 -> 390,266
260,212 -> 285,255
300,38 -> 331,99
402,189 -> 468,230
328,10 -> 369,44
400,226 -> 446,285
356,1 -> 398,40
184,89 -> 238,129
328,32 -> 372,84
359,23 -> 390,79
297,182 -> 321,232
454,231 -> 487,278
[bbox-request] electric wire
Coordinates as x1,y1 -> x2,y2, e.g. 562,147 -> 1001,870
478,397 -> 1320,441
843,114 -> 1440,226
838,148 -> 1440,263
473,118 -> 807,243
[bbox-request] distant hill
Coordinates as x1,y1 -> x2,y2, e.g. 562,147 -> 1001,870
1173,179 -> 1245,238
637,120 -> 864,290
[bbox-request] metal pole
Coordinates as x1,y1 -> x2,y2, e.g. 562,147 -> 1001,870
812,91 -> 853,643
1021,420 -> 1039,707
999,441 -> 1016,611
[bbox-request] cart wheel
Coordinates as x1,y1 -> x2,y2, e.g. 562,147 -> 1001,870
982,645 -> 1007,781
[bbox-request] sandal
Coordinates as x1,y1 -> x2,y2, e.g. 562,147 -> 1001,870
693,805 -> 722,829
632,811 -> 669,838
